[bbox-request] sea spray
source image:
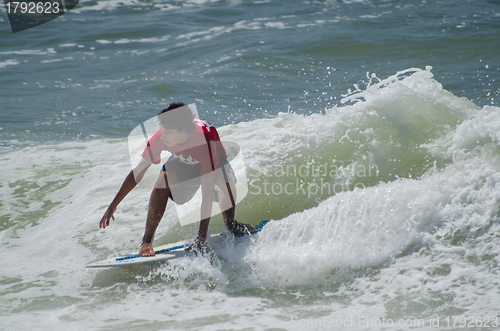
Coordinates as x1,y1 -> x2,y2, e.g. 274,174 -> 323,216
219,67 -> 477,223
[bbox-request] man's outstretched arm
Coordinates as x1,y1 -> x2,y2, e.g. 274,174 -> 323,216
99,161 -> 150,229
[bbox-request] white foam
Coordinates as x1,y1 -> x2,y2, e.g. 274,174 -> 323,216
74,0 -> 220,12
0,48 -> 57,55
2,67 -> 500,328
0,59 -> 20,68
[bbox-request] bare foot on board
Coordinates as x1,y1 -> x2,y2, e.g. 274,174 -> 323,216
139,243 -> 155,257
228,220 -> 256,235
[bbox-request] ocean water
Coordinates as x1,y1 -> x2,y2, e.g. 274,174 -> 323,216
1,0 -> 500,330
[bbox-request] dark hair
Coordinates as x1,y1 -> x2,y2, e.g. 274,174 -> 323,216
158,102 -> 195,134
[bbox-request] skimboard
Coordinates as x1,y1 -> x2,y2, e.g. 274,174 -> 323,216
86,220 -> 268,268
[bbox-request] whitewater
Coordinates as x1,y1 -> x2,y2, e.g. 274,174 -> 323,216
2,66 -> 500,330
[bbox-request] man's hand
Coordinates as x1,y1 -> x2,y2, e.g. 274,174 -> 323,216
99,205 -> 116,229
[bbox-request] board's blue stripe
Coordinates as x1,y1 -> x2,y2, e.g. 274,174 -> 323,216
115,220 -> 268,261
116,243 -> 191,261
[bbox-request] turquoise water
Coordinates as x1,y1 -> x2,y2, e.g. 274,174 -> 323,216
1,1 -> 500,330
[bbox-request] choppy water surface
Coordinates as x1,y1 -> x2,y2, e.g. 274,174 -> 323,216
1,1 -> 500,330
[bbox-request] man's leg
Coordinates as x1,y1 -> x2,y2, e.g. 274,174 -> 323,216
139,171 -> 171,256
216,168 -> 255,234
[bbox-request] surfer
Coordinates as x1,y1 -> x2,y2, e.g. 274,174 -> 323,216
99,102 -> 255,256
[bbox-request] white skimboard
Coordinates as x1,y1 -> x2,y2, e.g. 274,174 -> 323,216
86,221 -> 268,268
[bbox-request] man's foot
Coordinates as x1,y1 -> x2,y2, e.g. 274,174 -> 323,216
185,240 -> 209,256
228,220 -> 256,235
244,224 -> 256,234
139,243 -> 155,257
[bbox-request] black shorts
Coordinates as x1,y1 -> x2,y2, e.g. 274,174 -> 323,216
161,156 -> 235,205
